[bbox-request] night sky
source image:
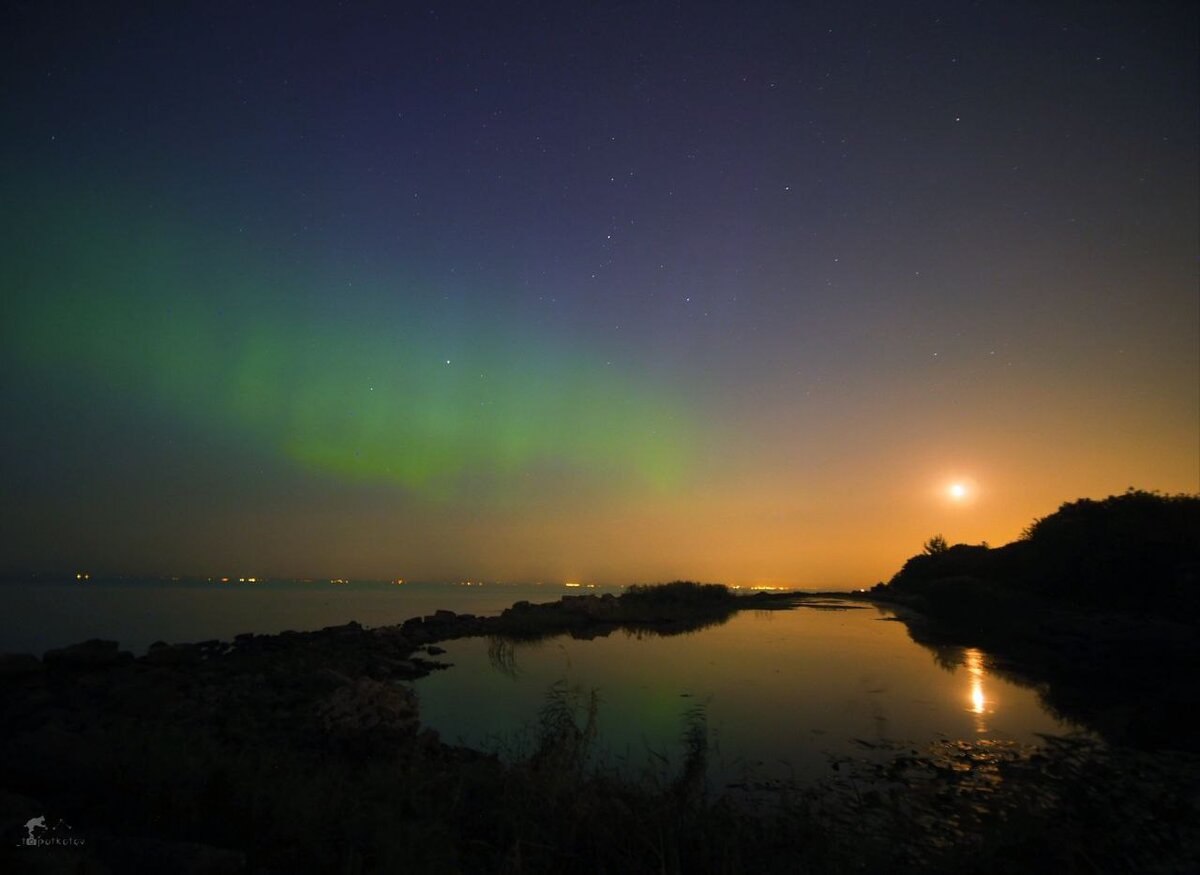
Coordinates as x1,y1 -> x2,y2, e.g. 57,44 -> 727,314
2,1 -> 1197,587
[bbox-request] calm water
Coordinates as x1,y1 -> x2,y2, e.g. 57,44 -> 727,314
0,581 -> 1073,784
0,578 -> 593,654
415,602 -> 1073,782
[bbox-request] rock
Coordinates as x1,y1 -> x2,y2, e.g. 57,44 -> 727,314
410,657 -> 451,673
312,667 -> 354,689
315,678 -> 419,738
374,628 -> 412,649
144,642 -> 202,667
560,594 -> 622,620
194,640 -> 227,658
0,653 -> 43,676
43,639 -> 131,669
321,621 -> 363,636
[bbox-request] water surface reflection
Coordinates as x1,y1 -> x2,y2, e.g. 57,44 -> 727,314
416,602 -> 1070,782
965,647 -> 991,733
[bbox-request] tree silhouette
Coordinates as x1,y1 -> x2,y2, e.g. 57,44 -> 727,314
923,534 -> 949,555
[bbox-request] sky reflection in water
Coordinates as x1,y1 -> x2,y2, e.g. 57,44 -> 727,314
416,604 -> 1070,782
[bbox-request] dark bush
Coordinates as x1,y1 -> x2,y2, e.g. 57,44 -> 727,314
883,490 -> 1200,618
620,580 -> 735,605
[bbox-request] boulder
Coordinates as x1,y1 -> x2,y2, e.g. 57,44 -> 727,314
560,595 -> 622,620
312,667 -> 354,688
144,642 -> 202,667
43,639 -> 130,669
0,653 -> 43,677
321,621 -> 364,636
373,628 -> 412,650
315,677 -> 419,738
389,659 -> 417,675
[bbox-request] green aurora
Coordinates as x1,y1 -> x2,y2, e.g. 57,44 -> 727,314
3,189 -> 692,501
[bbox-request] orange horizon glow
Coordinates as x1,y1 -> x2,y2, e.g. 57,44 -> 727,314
1,1 -> 1196,598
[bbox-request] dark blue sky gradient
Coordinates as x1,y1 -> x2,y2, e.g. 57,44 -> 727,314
2,1 -> 1196,585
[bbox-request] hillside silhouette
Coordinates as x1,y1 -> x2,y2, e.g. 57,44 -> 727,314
877,489 -> 1200,619
873,489 -> 1200,748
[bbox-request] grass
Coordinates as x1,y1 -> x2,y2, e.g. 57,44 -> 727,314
5,571 -> 1199,872
5,671 -> 1197,874
489,581 -> 746,641
620,581 -> 737,605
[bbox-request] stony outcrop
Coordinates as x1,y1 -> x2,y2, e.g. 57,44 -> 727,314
0,653 -> 42,677
0,585 -> 804,872
42,639 -> 132,669
315,676 -> 420,742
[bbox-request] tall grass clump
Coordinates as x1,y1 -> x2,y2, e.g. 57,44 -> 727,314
621,581 -> 735,605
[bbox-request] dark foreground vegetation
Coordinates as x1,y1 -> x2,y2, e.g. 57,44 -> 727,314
3,619 -> 1196,875
870,489 -> 1200,750
492,579 -> 760,640
3,507 -> 1200,873
0,582 -> 813,874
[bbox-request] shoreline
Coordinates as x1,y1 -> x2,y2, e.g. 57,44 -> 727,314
846,591 -> 1200,752
3,587 -> 1198,873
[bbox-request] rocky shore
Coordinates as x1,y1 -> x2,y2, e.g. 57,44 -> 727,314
0,586 -> 802,873
3,580 -> 1196,874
